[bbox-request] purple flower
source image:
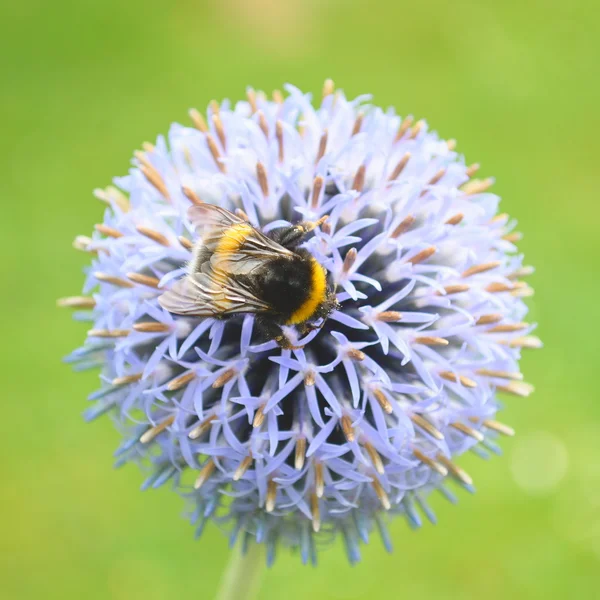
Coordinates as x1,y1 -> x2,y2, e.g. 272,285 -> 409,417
61,81 -> 540,565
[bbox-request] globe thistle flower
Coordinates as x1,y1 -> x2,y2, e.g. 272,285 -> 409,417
61,80 -> 540,565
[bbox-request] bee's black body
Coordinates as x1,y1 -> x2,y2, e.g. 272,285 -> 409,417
159,205 -> 338,348
238,250 -> 312,322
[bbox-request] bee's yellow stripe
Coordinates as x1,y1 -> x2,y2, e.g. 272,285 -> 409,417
215,223 -> 254,256
286,258 -> 327,325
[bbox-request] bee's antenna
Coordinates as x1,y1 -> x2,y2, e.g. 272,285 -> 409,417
302,215 -> 329,233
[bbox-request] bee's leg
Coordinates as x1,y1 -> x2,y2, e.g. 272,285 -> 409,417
298,321 -> 323,336
274,335 -> 305,351
255,317 -> 305,350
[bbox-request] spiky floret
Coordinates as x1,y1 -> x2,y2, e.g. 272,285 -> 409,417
61,81 -> 540,565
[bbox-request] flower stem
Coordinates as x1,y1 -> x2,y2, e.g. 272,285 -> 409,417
216,543 -> 265,600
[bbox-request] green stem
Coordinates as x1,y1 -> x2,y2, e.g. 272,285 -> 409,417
216,543 -> 265,600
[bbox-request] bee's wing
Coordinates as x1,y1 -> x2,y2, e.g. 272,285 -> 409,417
210,251 -> 266,276
158,269 -> 272,317
188,204 -> 246,251
188,204 -> 294,275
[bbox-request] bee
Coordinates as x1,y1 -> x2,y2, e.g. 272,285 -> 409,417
158,204 -> 339,349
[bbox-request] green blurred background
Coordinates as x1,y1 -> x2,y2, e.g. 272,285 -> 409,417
2,0 -> 599,598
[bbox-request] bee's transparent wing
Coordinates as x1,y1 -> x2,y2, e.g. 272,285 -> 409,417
188,204 -> 293,274
158,270 -> 272,317
210,252 -> 266,276
188,204 -> 246,251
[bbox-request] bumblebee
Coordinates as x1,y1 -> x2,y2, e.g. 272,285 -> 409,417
158,204 -> 339,349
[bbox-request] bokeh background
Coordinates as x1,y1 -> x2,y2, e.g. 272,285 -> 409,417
2,0 -> 599,598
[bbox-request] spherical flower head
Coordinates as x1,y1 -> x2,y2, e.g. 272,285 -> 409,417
62,81 -> 540,565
